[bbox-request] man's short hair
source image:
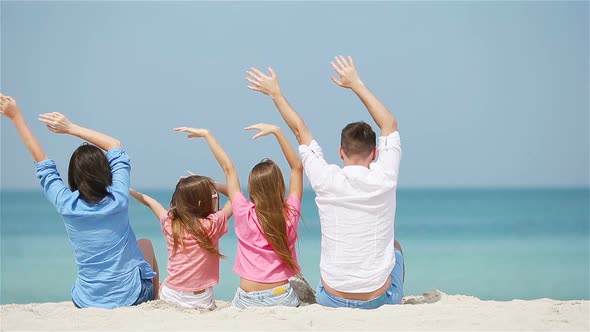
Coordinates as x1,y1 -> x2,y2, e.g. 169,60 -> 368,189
340,121 -> 376,158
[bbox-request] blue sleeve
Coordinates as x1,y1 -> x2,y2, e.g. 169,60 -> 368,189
35,159 -> 71,212
106,148 -> 130,204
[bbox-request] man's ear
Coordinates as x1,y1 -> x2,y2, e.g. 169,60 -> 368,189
339,147 -> 345,161
371,148 -> 377,161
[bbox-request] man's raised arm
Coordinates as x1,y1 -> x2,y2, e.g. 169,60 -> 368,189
246,67 -> 313,146
331,56 -> 398,136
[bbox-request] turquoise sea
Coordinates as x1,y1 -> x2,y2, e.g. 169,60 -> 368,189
1,188 -> 588,304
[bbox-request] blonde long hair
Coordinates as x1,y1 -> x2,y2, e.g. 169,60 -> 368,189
168,175 -> 222,257
248,159 -> 300,273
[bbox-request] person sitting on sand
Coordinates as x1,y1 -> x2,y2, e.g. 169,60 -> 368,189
129,176 -> 232,309
174,123 -> 303,309
0,94 -> 159,309
245,56 -> 404,309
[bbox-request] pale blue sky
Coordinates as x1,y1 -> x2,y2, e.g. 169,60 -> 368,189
1,1 -> 588,189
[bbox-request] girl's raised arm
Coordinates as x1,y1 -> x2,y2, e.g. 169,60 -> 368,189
130,189 -> 167,219
214,182 -> 228,197
245,123 -> 303,201
0,94 -> 47,162
38,112 -> 121,151
174,127 -> 241,201
214,182 -> 233,217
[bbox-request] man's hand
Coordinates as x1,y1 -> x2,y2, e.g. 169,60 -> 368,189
0,94 -> 21,120
38,112 -> 75,134
331,55 -> 363,89
246,67 -> 282,98
173,127 -> 211,139
244,123 -> 280,139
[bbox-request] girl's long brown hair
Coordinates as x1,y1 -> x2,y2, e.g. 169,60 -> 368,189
168,175 -> 222,257
248,159 -> 300,273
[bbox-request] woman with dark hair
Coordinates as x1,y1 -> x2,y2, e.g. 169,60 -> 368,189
0,94 -> 159,309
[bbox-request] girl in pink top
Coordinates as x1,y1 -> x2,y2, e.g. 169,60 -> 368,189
174,121 -> 303,308
130,173 -> 231,309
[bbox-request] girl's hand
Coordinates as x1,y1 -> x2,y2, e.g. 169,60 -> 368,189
244,123 -> 280,139
129,188 -> 142,201
173,127 -> 210,138
0,94 -> 21,120
38,112 -> 74,134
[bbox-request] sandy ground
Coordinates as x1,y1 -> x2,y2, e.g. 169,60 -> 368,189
1,290 -> 588,331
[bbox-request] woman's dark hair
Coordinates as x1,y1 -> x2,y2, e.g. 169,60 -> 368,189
68,144 -> 112,204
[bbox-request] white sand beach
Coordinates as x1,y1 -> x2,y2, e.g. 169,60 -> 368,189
1,290 -> 588,331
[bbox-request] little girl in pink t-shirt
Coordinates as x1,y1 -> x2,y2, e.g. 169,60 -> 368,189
130,175 -> 231,309
174,122 -> 303,308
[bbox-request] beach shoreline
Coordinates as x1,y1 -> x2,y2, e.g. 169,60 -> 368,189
1,290 -> 588,331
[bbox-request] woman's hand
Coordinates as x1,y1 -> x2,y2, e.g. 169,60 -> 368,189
0,94 -> 21,120
38,112 -> 75,134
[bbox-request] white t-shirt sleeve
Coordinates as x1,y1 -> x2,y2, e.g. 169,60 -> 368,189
373,131 -> 402,181
299,139 -> 332,192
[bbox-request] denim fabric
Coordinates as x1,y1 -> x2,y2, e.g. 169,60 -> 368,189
73,277 -> 153,308
232,283 -> 300,309
316,249 -> 404,309
132,278 -> 155,306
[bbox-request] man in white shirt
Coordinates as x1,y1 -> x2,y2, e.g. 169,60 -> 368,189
246,56 -> 403,309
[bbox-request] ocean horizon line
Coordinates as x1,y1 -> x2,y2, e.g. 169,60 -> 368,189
1,185 -> 589,192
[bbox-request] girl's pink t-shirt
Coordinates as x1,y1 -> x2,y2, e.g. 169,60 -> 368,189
231,192 -> 301,283
159,210 -> 228,291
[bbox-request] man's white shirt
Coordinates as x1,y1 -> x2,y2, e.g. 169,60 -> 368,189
299,131 -> 402,293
